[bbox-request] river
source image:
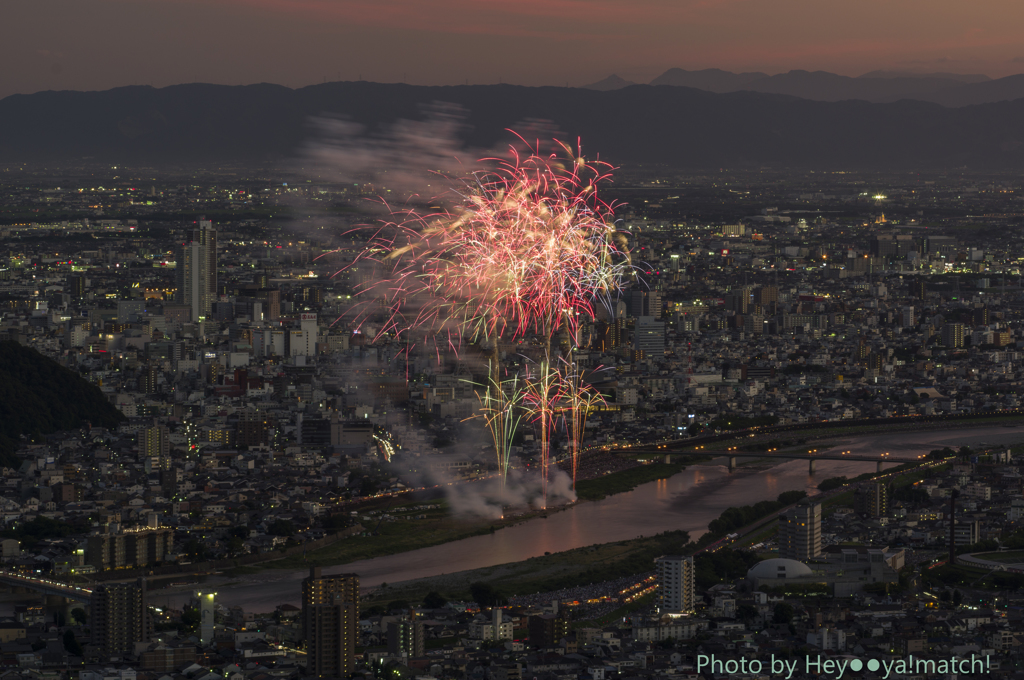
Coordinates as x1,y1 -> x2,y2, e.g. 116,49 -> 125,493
151,425 -> 1024,612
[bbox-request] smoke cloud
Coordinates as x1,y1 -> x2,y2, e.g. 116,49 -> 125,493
302,103 -> 474,202
444,465 -> 578,520
300,104 -> 568,204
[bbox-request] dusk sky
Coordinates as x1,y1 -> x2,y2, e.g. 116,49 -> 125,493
4,0 -> 1024,100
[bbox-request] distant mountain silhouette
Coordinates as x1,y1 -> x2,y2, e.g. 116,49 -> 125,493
582,74 -> 637,91
858,70 -> 990,84
646,67 -> 1024,105
925,74 -> 1024,107
649,68 -> 769,92
2,82 -> 1024,169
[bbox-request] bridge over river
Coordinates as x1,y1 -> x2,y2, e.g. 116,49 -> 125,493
0,571 -> 92,604
628,444 -> 924,473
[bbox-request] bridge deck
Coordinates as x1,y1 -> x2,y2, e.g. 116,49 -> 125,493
0,572 -> 92,601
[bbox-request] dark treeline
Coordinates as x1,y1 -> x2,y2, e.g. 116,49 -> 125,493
0,341 -> 125,467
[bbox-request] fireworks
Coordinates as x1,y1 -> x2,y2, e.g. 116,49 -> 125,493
558,356 -> 604,487
347,136 -> 632,504
473,362 -> 527,488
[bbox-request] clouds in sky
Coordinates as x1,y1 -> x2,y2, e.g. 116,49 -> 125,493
2,0 -> 1023,98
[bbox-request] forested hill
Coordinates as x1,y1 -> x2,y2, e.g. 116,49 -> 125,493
0,341 -> 124,467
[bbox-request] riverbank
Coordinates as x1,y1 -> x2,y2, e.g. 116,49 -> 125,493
573,461 -> 690,500
360,530 -> 691,608
263,458 -> 696,571
142,425 -> 1024,615
249,423 -> 954,571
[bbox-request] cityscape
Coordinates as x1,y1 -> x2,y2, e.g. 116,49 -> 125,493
0,162 -> 1023,678
5,1 -> 1024,678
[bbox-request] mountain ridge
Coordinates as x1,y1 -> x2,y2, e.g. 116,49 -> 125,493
2,81 -> 1024,170
621,67 -> 1024,106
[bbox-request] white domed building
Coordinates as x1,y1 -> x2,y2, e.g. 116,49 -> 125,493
746,547 -> 904,596
747,558 -> 814,581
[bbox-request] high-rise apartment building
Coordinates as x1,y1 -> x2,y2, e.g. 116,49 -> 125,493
91,579 -> 151,659
596,319 -> 625,352
528,612 -> 569,648
941,322 -> 965,348
188,220 -> 217,314
854,482 -> 889,518
743,314 -> 765,335
141,425 -> 169,461
654,555 -> 695,613
175,221 -> 217,322
176,242 -> 207,322
141,365 -> 160,394
302,567 -> 359,679
87,528 -> 174,571
755,285 -> 779,306
779,499 -> 822,561
67,274 -> 86,298
387,618 -> 425,658
724,287 -> 751,314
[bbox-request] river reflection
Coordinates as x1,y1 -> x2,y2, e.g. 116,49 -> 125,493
156,426 -> 1024,611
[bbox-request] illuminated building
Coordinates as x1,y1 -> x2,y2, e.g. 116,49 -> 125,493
175,221 -> 217,321
941,322 -> 965,348
91,579 -> 151,658
194,591 -> 216,645
779,499 -> 822,561
302,567 -> 359,678
655,555 -> 695,613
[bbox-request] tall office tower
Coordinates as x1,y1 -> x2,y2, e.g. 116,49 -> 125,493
941,322 -> 965,348
91,579 -> 151,659
627,289 -> 663,318
779,499 -> 822,561
141,425 -> 169,460
176,241 -> 208,322
175,221 -> 217,322
655,555 -> 695,613
387,617 -> 425,658
854,482 -> 889,518
302,567 -> 359,678
188,220 -> 217,313
634,316 -> 665,357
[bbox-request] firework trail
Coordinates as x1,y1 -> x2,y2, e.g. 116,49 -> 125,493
471,363 -> 527,488
344,135 -> 632,504
558,357 -> 605,489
